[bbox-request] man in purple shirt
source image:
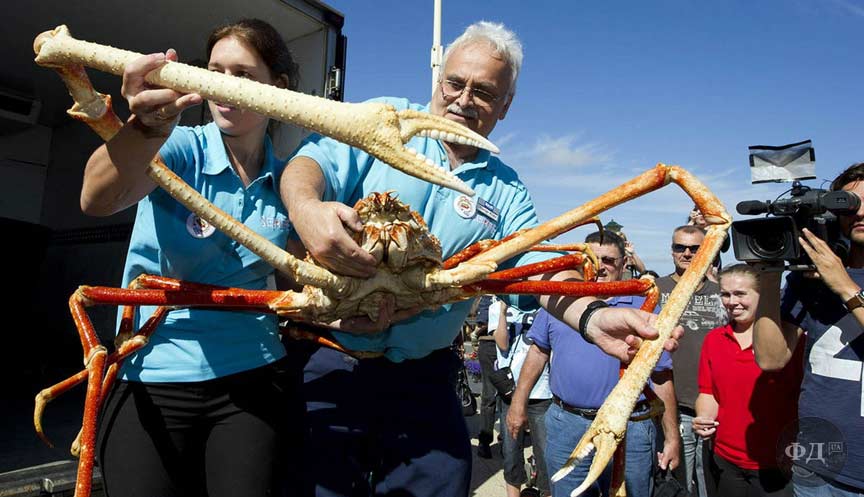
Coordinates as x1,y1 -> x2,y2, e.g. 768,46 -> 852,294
507,231 -> 680,497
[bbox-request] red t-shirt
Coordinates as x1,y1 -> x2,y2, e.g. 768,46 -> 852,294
697,324 -> 804,469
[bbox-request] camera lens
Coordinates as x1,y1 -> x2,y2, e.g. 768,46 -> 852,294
748,228 -> 791,258
731,216 -> 800,263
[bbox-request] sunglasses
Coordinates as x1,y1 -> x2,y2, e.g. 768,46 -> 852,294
672,243 -> 700,253
600,256 -> 621,266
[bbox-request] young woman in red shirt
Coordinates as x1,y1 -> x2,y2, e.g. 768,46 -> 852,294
694,264 -> 804,497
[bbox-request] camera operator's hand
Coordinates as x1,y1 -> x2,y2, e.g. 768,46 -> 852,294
799,228 -> 861,301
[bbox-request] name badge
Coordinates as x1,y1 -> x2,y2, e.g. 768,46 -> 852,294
476,198 -> 500,223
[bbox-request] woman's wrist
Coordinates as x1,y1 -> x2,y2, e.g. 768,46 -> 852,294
129,114 -> 174,139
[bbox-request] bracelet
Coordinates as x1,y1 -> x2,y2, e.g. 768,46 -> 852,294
578,300 -> 609,344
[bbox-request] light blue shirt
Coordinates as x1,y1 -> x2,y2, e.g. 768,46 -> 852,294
294,97 -> 554,362
120,123 -> 291,382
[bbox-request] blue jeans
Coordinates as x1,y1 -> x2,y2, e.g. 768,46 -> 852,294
499,398 -> 552,494
680,411 -> 707,497
544,402 -> 656,497
792,467 -> 864,497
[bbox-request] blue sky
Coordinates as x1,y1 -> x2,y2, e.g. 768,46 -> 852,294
327,0 -> 863,275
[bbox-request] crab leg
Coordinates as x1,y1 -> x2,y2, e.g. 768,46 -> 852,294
428,164 -> 730,287
34,25 -> 495,196
553,223 -> 728,497
484,252 -> 594,280
34,307 -> 169,448
469,279 -> 654,299
31,42 -> 356,297
441,220 -> 600,269
607,288 -> 664,497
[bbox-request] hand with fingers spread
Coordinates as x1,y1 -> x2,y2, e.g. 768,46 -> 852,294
799,228 -> 861,300
586,307 -> 683,363
122,49 -> 202,137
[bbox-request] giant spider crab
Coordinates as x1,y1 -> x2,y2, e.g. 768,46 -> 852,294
33,26 -> 731,497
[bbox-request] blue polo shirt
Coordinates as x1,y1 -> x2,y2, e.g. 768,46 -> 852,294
120,123 -> 291,382
528,295 -> 672,409
293,96 -> 554,362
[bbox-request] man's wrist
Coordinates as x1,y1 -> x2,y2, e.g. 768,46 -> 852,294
578,300 -> 609,344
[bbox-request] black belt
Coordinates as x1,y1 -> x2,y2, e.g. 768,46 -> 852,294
552,395 -> 655,421
679,405 -> 696,417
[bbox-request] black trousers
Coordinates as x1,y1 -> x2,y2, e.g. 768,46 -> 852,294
477,339 -> 498,446
97,357 -> 303,497
705,450 -> 792,497
296,345 -> 472,497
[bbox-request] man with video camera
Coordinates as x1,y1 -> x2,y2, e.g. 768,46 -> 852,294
753,162 -> 864,496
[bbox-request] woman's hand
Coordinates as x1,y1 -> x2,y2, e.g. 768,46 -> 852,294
122,49 -> 201,136
692,416 -> 718,440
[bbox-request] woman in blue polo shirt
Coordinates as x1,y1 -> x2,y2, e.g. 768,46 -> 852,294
82,19 -> 299,497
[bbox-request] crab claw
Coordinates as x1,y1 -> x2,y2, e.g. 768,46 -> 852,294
33,25 -> 494,196
552,425 -> 622,497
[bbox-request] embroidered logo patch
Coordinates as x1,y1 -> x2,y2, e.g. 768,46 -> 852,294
186,213 -> 216,238
453,194 -> 477,219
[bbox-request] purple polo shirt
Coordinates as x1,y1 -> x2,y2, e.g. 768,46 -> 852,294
528,295 -> 672,409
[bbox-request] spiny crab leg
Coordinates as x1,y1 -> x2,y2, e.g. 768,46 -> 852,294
607,284 -> 662,497
441,220 -> 601,270
33,25 -> 495,196
553,226 -> 729,497
428,164 -> 730,289
32,36 -> 354,297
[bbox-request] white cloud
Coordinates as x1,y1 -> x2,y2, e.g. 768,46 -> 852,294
504,133 -> 612,169
495,130 -> 811,275
829,0 -> 864,17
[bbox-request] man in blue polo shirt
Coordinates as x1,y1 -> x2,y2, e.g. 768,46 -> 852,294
507,231 -> 680,497
279,22 -> 680,497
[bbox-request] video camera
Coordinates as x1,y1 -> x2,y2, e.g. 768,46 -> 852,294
731,181 -> 860,270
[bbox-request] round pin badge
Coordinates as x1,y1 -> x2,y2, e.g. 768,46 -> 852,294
453,194 -> 477,219
186,213 -> 216,238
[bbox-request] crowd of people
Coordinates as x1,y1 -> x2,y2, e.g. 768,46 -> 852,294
75,13 -> 862,497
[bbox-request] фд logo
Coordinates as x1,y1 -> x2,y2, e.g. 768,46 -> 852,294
777,417 -> 846,487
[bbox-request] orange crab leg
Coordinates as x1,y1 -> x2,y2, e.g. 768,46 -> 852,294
36,307 -> 169,447
77,285 -> 284,307
76,348 -> 106,497
442,227 -> 598,269
485,253 -> 591,281
469,278 -> 654,298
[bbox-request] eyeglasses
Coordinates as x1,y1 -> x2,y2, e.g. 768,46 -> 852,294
600,256 -> 621,266
440,79 -> 502,107
672,243 -> 700,253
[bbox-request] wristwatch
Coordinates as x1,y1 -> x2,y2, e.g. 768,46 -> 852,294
844,289 -> 864,312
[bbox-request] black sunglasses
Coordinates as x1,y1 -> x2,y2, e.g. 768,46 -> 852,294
672,243 -> 700,253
